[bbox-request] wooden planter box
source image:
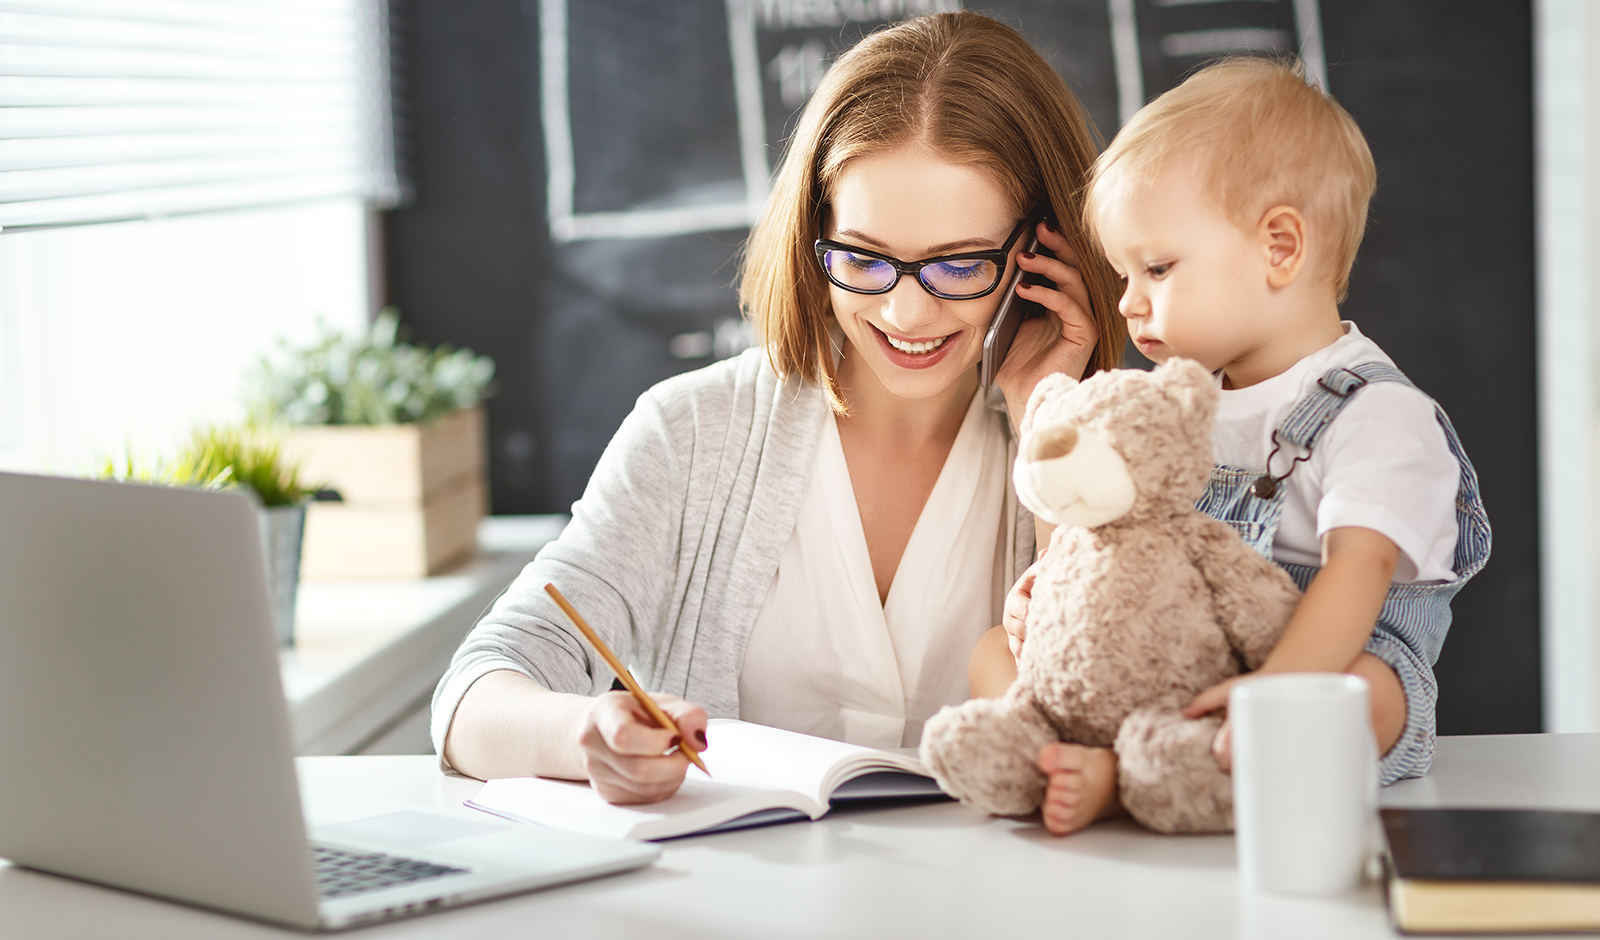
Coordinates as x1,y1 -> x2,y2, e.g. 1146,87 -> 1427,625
285,406 -> 488,580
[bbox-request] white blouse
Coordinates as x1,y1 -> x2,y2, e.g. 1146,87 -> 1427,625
738,389 -> 1011,748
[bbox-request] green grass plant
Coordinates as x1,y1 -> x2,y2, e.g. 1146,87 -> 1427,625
92,426 -> 314,507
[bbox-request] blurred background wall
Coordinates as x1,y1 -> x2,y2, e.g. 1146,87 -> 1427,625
3,1 -> 1593,738
381,0 -> 1541,736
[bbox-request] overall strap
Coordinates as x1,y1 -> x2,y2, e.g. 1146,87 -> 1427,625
1267,359 -> 1492,582
1251,362 -> 1413,499
1278,362 -> 1413,450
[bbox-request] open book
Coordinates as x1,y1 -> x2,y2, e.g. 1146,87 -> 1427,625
465,719 -> 946,841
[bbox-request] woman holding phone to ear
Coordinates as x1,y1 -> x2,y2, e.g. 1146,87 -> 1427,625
434,11 -> 1124,803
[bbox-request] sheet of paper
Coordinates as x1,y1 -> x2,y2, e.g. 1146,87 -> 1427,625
699,719 -> 925,799
469,775 -> 813,841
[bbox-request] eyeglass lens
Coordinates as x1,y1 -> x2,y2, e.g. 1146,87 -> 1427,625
819,250 -> 1001,298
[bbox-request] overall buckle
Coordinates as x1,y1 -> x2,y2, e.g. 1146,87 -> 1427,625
1317,368 -> 1369,398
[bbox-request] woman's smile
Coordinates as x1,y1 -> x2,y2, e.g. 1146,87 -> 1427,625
883,329 -> 950,355
874,324 -> 963,369
826,145 -> 1018,404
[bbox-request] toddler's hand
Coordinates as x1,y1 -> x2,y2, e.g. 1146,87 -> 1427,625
1002,559 -> 1042,660
1211,717 -> 1232,772
1185,678 -> 1242,772
1183,675 -> 1243,719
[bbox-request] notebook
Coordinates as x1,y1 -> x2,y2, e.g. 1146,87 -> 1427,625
0,471 -> 658,930
1381,807 -> 1600,934
468,718 -> 946,840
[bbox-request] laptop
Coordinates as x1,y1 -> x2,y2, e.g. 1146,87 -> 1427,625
0,471 -> 658,930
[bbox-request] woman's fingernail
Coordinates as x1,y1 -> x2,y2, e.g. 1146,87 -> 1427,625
1020,251 -> 1036,261
1044,220 -> 1057,233
695,730 -> 708,748
669,736 -> 681,749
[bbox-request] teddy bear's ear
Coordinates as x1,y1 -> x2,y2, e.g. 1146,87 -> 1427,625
1155,358 -> 1217,424
1020,372 -> 1080,436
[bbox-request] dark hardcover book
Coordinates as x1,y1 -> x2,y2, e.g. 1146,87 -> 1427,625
1381,808 -> 1600,934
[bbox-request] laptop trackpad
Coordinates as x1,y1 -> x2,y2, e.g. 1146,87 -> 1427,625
320,811 -> 506,848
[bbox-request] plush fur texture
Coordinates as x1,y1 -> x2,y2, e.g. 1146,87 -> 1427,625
920,360 -> 1300,833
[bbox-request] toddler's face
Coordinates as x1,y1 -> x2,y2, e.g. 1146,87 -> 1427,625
1094,162 -> 1275,374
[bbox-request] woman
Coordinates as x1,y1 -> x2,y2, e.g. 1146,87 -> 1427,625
433,11 -> 1124,803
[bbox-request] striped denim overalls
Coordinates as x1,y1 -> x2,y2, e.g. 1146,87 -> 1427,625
1195,363 -> 1492,786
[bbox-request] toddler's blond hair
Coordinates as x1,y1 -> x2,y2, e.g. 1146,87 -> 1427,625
1086,57 -> 1376,301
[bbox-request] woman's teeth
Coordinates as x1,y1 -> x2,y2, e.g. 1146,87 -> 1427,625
886,334 -> 947,354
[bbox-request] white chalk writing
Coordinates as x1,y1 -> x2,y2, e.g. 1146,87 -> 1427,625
767,39 -> 829,108
754,0 -> 960,30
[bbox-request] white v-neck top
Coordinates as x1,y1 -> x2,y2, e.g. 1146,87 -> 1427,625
738,389 -> 1011,748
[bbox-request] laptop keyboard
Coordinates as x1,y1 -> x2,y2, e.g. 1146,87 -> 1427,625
311,843 -> 467,899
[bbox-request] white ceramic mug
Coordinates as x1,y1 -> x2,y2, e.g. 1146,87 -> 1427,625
1230,673 -> 1377,896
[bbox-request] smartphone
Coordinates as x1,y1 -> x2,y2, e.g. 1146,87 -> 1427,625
980,235 -> 1055,388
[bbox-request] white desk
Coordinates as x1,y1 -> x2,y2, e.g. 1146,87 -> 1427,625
3,733 -> 1594,939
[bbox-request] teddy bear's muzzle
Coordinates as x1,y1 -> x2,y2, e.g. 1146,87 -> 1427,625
1014,422 -> 1137,529
1026,424 -> 1078,461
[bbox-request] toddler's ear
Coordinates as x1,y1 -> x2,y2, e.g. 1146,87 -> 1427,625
1020,373 -> 1080,436
1156,358 -> 1217,425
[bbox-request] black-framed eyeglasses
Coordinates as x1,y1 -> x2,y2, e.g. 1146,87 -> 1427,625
814,211 -> 1038,301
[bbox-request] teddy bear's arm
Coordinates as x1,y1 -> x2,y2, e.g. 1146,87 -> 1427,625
1189,517 -> 1301,670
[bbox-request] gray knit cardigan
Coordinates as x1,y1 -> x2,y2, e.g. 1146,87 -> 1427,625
430,348 -> 1035,762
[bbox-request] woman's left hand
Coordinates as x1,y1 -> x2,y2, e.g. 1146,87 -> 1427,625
993,219 -> 1099,427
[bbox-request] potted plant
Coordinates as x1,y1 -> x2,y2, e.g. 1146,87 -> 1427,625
95,428 -> 316,645
249,309 -> 496,580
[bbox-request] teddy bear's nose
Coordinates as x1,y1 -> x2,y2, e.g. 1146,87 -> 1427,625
1027,424 -> 1079,461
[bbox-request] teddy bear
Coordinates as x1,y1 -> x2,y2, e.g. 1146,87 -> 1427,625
920,358 -> 1301,833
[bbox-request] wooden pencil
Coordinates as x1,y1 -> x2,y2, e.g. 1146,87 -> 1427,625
543,583 -> 710,776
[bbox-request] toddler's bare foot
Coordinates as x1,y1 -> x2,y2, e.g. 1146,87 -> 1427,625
1038,743 -> 1124,835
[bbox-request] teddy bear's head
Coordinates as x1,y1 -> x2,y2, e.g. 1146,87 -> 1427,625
1014,359 -> 1217,528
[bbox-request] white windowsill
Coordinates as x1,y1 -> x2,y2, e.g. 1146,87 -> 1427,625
279,515 -> 567,755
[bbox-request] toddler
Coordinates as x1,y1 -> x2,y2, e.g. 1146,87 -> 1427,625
978,57 -> 1491,834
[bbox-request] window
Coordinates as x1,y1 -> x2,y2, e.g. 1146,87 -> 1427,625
0,0 -> 399,231
0,280 -> 14,454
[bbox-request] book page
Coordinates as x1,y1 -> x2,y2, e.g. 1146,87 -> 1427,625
699,719 -> 929,804
468,775 -> 818,841
827,771 -> 946,801
467,721 -> 937,841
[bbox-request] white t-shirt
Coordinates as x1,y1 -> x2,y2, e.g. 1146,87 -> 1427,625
738,389 -> 1011,748
1212,322 -> 1460,583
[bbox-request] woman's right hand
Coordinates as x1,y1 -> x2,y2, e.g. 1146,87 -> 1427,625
994,220 -> 1099,428
580,691 -> 709,804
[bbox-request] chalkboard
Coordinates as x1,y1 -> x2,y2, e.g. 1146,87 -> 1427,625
385,0 -> 1538,734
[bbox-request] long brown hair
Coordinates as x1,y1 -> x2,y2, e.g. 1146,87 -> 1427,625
739,11 -> 1125,412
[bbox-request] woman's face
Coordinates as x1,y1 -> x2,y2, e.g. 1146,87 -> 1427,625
825,145 -> 1020,404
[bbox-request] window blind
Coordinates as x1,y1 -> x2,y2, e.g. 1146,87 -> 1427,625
0,0 -> 399,231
